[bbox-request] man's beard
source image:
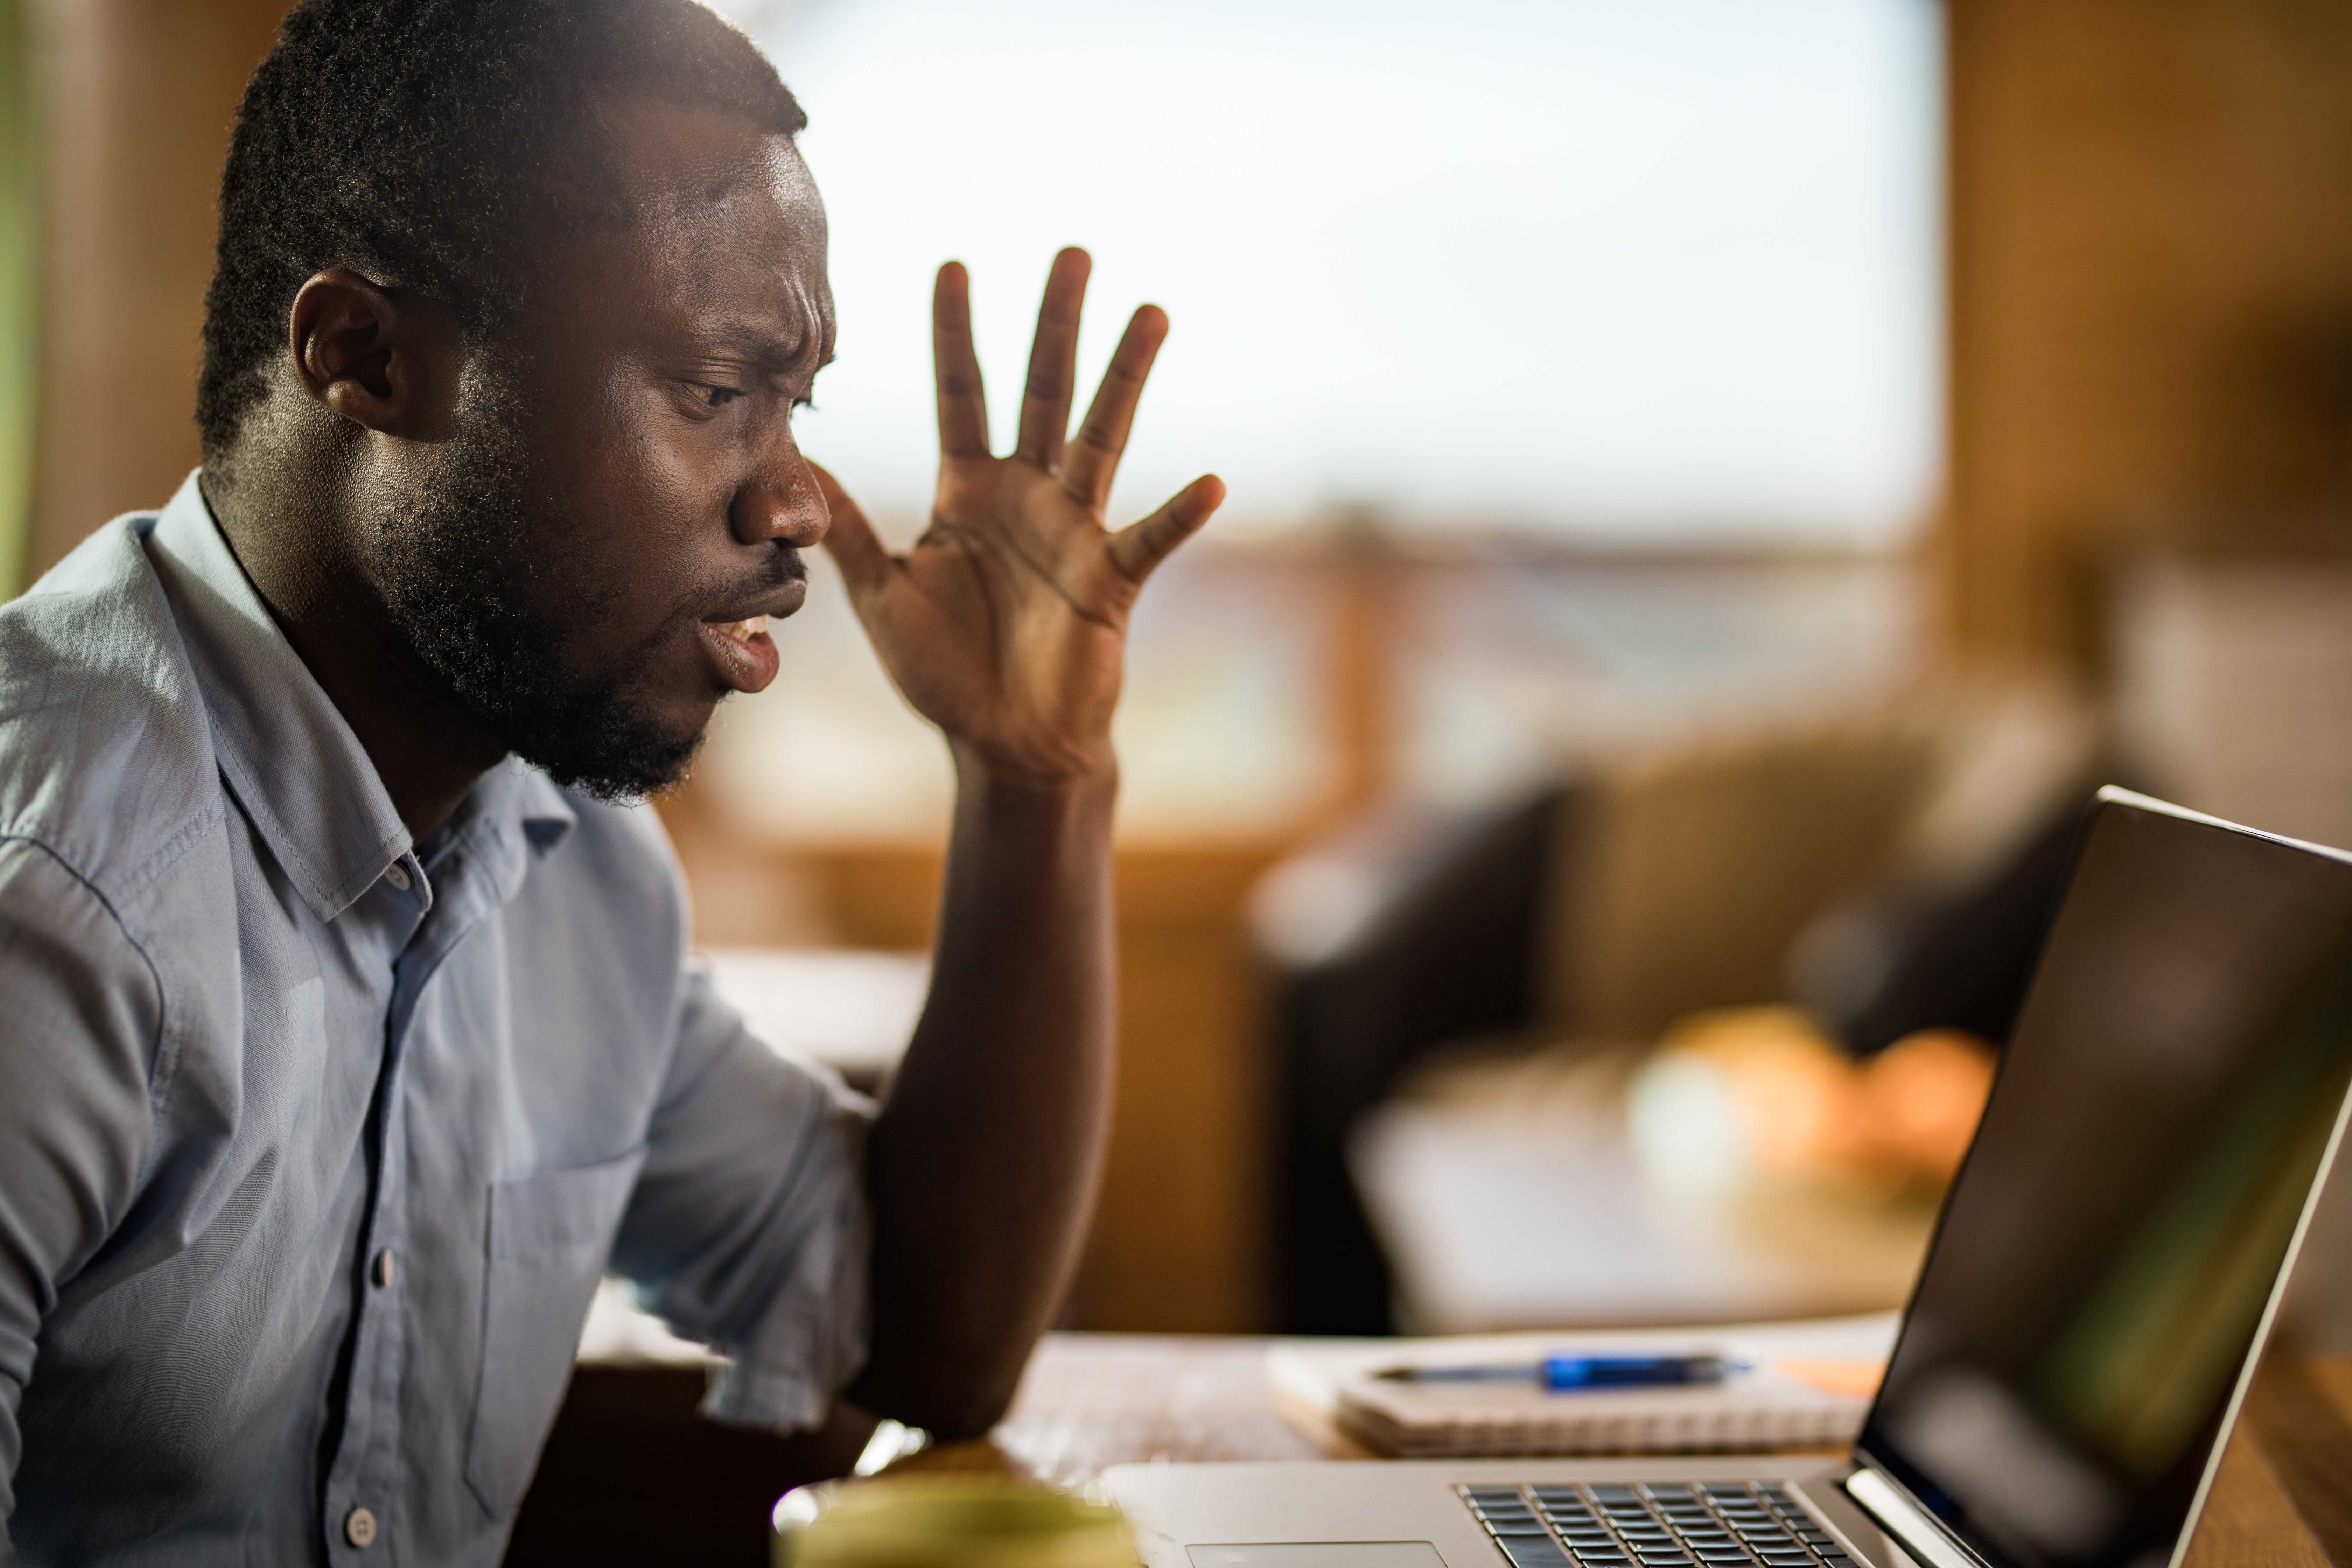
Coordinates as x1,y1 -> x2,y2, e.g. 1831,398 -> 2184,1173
373,393 -> 704,804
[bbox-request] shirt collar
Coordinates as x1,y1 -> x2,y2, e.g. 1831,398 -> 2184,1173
146,472 -> 575,924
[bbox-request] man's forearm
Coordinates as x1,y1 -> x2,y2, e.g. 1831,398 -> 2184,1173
845,743 -> 1119,1437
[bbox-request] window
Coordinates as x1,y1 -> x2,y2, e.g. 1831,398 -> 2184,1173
693,0 -> 1942,845
728,0 -> 1941,545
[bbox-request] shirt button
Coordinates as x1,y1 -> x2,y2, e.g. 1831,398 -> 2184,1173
344,1506 -> 378,1548
383,863 -> 412,892
371,1248 -> 396,1289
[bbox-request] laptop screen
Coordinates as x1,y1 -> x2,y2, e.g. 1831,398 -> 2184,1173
1855,791 -> 2352,1568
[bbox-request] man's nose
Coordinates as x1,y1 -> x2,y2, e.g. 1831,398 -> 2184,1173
729,432 -> 830,550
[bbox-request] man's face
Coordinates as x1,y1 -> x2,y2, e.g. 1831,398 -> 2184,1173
376,94 -> 835,801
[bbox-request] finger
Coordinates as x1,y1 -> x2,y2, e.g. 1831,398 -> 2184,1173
1014,247 -> 1091,474
1063,303 -> 1167,512
1107,474 -> 1225,585
933,262 -> 990,460
810,461 -> 896,603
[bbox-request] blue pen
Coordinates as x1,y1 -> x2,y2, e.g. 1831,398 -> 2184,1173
1375,1353 -> 1747,1390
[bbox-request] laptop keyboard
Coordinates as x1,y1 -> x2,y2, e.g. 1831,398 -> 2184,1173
1458,1482 -> 1860,1568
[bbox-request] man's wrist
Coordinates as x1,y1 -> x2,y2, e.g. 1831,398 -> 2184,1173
948,738 -> 1119,817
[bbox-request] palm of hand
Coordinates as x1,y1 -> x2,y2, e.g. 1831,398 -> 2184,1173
814,251 -> 1223,784
859,459 -> 1134,780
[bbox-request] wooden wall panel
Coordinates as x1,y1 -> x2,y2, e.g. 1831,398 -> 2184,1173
1070,848 -> 1279,1334
30,0 -> 288,574
1941,0 -> 2352,672
660,803 -> 1284,1335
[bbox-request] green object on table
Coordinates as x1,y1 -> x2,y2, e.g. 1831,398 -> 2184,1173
774,1476 -> 1136,1568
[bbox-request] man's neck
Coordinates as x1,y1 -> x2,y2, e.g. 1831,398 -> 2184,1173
200,464 -> 507,843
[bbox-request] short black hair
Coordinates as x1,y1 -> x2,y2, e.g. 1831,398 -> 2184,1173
197,0 -> 805,460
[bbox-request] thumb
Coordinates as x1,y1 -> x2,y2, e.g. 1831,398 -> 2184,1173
1107,474 -> 1224,584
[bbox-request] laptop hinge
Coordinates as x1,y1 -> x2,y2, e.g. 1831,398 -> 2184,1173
1843,1466 -> 1995,1568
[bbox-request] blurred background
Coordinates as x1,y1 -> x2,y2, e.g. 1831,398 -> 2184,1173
10,0 -> 2352,1352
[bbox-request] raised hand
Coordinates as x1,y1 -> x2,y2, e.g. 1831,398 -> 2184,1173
814,247 -> 1224,785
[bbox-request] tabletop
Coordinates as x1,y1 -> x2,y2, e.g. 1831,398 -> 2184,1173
507,1333 -> 2352,1567
897,1334 -> 1343,1485
911,1334 -> 2352,1568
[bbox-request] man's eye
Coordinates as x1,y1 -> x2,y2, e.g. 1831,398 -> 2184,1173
692,384 -> 743,409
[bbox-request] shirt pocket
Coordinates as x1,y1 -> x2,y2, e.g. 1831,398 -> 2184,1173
462,1144 -> 648,1519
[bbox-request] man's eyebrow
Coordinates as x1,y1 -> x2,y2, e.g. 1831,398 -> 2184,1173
695,320 -> 827,378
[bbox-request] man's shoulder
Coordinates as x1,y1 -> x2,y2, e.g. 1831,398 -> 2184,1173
0,514 -> 226,900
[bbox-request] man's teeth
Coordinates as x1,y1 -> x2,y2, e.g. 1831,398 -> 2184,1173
719,615 -> 767,643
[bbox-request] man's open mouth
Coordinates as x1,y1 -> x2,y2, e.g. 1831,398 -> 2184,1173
697,609 -> 784,695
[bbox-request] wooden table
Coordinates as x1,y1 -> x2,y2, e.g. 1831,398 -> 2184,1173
894,1334 -> 1344,1485
934,1336 -> 2352,1568
509,1334 -> 2352,1568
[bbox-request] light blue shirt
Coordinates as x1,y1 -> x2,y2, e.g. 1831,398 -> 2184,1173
0,475 -> 871,1566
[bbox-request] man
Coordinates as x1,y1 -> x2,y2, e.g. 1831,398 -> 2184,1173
0,0 -> 1222,1561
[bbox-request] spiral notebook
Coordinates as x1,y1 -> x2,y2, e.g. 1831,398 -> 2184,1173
1266,1313 -> 1898,1459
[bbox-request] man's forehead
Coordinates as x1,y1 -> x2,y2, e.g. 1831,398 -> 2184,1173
605,91 -> 818,225
597,92 -> 833,344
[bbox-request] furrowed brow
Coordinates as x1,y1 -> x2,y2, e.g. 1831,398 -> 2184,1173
709,317 -> 828,383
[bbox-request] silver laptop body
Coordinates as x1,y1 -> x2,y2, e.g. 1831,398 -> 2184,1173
1110,790 -> 2352,1568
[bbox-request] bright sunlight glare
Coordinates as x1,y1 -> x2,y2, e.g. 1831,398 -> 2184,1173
719,0 -> 1942,547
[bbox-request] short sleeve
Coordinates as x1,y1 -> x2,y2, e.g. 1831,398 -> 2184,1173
0,838 -> 163,1529
610,961 -> 874,1433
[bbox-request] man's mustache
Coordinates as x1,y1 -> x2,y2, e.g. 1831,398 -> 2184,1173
691,541 -> 809,626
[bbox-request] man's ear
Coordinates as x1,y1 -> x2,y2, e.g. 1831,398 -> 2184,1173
287,268 -> 459,440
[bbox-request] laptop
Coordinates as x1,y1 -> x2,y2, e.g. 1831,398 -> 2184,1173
1107,788 -> 2352,1568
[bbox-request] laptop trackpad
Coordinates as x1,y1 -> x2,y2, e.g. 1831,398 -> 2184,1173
1188,1546 -> 1448,1568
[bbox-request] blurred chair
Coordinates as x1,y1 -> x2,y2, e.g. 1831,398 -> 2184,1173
2109,554 -> 2352,852
1256,791 -> 1567,1335
1786,806 -> 2087,1057
1258,676 -> 2098,1334
1533,716 -> 1940,1044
